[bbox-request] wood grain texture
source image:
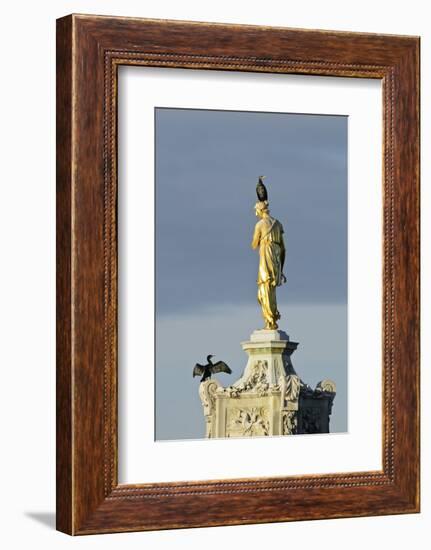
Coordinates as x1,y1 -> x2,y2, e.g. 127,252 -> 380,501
56,14 -> 420,535
56,15 -> 73,535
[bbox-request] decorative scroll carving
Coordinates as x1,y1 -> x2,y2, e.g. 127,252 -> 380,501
199,379 -> 221,437
316,379 -> 337,393
199,378 -> 221,416
226,407 -> 269,437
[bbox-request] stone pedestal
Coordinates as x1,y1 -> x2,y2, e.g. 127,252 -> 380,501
237,329 -> 299,386
199,329 -> 336,438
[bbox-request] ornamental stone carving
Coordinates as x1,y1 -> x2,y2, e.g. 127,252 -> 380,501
198,379 -> 221,437
197,329 -> 336,438
240,359 -> 269,392
280,373 -> 300,407
199,378 -> 221,415
226,407 -> 269,437
316,379 -> 337,393
282,411 -> 298,435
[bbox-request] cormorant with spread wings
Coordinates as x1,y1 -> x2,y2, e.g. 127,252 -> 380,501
193,355 -> 232,383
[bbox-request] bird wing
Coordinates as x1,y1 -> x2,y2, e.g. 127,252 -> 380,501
210,361 -> 232,375
193,364 -> 205,377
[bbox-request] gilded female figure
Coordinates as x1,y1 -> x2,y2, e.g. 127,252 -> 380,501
252,200 -> 286,330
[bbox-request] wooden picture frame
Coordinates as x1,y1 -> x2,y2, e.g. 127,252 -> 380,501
56,14 -> 420,535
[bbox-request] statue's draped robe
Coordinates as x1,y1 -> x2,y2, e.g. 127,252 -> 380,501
252,216 -> 285,329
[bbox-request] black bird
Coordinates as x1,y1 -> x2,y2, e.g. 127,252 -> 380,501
193,355 -> 232,382
256,175 -> 268,202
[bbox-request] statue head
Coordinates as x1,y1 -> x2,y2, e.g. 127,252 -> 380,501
254,200 -> 269,218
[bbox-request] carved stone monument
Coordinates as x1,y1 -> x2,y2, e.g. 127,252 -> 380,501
199,328 -> 336,438
198,177 -> 336,438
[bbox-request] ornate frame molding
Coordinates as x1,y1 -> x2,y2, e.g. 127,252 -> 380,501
57,14 -> 419,534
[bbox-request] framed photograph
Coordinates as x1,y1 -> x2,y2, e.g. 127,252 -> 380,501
56,14 -> 420,534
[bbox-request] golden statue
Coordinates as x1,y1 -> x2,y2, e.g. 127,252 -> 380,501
251,177 -> 286,330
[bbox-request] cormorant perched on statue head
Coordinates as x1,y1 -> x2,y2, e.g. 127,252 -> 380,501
193,355 -> 232,383
256,175 -> 268,202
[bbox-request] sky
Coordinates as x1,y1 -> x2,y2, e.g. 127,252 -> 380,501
154,108 -> 348,440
